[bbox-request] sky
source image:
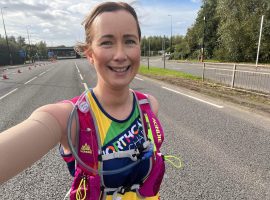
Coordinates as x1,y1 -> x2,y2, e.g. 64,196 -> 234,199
0,0 -> 202,47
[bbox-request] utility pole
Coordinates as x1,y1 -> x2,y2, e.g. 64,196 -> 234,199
163,36 -> 166,69
26,26 -> 32,63
1,7 -> 13,65
148,38 -> 150,69
201,16 -> 206,62
256,15 -> 264,69
168,15 -> 172,52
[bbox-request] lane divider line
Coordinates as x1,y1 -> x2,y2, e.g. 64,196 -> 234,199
0,88 -> 18,100
135,76 -> 144,81
79,74 -> 84,81
83,83 -> 88,90
38,71 -> 46,76
162,86 -> 224,108
75,62 -> 80,74
24,76 -> 37,85
75,62 -> 84,81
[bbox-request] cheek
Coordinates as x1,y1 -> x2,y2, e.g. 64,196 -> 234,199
129,47 -> 141,61
93,49 -> 111,64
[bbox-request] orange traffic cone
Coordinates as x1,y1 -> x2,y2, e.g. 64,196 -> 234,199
2,74 -> 8,79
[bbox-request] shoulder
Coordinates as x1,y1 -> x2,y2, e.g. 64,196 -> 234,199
134,91 -> 159,116
146,94 -> 159,116
33,102 -> 73,132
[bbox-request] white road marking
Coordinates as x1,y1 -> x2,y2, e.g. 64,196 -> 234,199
83,83 -> 88,90
0,88 -> 18,100
162,86 -> 224,108
24,76 -> 37,85
79,74 -> 84,81
135,76 -> 144,81
75,62 -> 83,80
38,71 -> 46,76
75,62 -> 80,73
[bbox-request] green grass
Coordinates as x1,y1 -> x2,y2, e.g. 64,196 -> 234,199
139,65 -> 201,81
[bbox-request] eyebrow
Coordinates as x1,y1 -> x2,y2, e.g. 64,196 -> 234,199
100,34 -> 138,39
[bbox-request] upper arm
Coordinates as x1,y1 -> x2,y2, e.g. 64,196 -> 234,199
34,103 -> 74,150
147,94 -> 159,116
0,103 -> 73,184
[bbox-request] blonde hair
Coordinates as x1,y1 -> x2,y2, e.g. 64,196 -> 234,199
75,1 -> 141,54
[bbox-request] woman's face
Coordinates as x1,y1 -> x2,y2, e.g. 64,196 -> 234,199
87,10 -> 141,90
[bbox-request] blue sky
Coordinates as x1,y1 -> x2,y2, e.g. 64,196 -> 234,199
138,0 -> 201,36
0,0 -> 202,46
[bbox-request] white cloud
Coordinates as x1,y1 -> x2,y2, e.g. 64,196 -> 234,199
0,0 -> 201,46
190,0 -> 201,3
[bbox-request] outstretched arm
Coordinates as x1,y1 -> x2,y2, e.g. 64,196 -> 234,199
0,103 -> 72,184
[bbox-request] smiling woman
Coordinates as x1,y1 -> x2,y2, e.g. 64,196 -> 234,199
0,2 -> 166,200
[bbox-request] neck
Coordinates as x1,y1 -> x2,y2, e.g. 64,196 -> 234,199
93,84 -> 131,108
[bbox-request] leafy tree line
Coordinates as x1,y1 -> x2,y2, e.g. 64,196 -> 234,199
0,34 -> 48,65
141,0 -> 270,63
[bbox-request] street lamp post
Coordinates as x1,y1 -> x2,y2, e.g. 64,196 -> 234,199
201,16 -> 206,62
256,15 -> 264,69
168,15 -> 172,52
1,7 -> 13,65
26,26 -> 32,63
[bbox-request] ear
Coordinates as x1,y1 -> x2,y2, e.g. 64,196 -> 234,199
85,49 -> 94,64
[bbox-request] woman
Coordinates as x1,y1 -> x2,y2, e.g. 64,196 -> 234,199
0,2 -> 165,199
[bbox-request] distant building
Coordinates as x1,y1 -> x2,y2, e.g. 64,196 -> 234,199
47,47 -> 81,59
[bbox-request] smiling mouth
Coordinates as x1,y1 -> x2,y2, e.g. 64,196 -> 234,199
108,65 -> 131,73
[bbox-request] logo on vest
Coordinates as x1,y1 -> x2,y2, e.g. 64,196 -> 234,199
152,117 -> 162,143
79,101 -> 89,113
80,143 -> 92,154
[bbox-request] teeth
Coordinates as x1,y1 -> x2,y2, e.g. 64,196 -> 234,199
110,66 -> 129,72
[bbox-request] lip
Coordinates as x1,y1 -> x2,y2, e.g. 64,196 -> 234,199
108,65 -> 131,73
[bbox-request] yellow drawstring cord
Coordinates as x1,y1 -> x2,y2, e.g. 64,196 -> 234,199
163,155 -> 183,169
76,177 -> 87,200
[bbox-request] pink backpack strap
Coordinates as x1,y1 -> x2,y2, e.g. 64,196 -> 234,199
60,95 -> 100,174
133,91 -> 164,151
73,95 -> 99,174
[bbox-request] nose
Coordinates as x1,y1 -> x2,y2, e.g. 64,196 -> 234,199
113,43 -> 127,62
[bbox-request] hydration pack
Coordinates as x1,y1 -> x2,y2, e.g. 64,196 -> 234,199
61,90 -> 166,200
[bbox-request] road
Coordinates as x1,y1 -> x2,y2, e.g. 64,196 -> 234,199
0,59 -> 270,199
141,57 -> 270,93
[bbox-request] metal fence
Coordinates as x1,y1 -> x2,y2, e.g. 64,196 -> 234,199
202,63 -> 270,94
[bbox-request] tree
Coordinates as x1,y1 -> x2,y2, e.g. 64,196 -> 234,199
184,0 -> 219,60
17,36 -> 26,47
36,41 -> 48,59
216,0 -> 270,62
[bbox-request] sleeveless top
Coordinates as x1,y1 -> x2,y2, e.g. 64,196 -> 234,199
87,89 -> 159,199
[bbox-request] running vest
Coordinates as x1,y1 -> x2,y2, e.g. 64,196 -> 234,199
60,89 -> 165,200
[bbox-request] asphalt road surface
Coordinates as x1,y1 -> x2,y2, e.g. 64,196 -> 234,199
0,59 -> 270,199
141,57 -> 270,93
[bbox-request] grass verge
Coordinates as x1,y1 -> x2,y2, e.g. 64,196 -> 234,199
139,65 -> 200,80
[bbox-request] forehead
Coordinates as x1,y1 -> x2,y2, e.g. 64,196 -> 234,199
91,10 -> 139,39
